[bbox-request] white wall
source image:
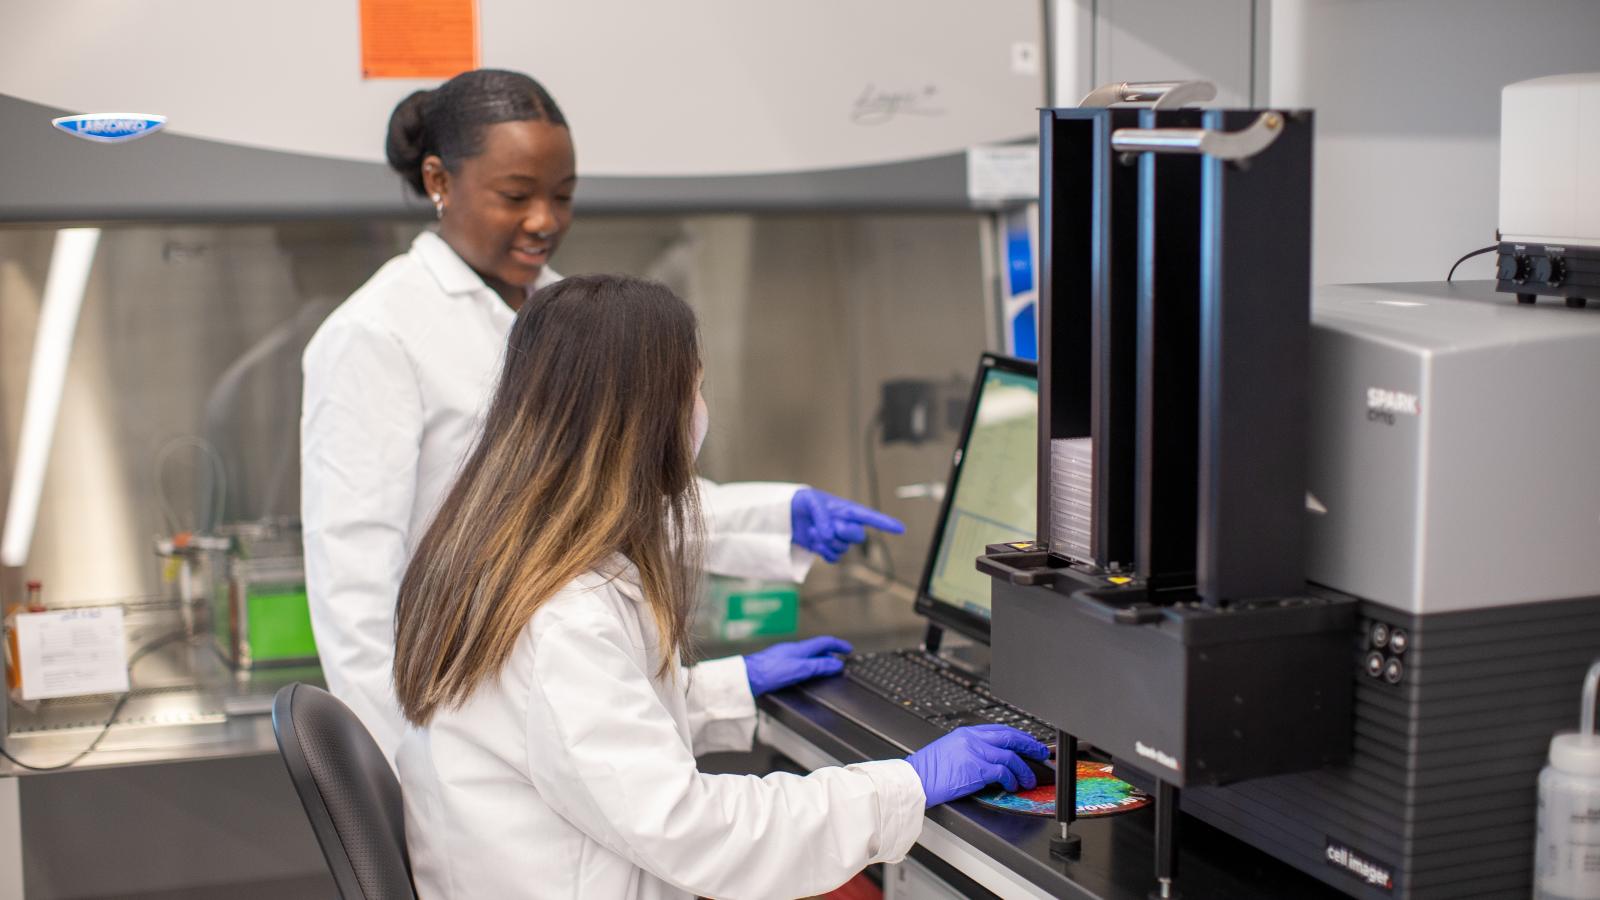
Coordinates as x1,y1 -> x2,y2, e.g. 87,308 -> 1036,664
1051,0 -> 1094,105
1269,0 -> 1600,285
1049,0 -> 1600,285
1050,0 -> 1263,107
1094,0 -> 1262,106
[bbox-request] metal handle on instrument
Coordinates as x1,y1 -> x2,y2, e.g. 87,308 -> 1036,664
1109,111 -> 1285,161
1078,80 -> 1217,110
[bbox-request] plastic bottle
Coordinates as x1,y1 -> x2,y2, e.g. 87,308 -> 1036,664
4,580 -> 42,696
3,599 -> 18,695
1536,660 -> 1600,900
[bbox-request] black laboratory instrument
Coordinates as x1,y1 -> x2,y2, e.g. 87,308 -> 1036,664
979,101 -> 1357,900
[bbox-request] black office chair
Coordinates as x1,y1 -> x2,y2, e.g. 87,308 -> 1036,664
272,683 -> 417,900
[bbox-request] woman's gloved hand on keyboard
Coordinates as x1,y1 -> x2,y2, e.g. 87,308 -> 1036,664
744,636 -> 853,697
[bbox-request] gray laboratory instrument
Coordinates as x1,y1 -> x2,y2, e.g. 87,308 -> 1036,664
1184,280 -> 1600,899
980,90 -> 1600,899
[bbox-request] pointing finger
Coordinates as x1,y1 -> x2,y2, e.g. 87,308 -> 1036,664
837,505 -> 906,534
832,522 -> 868,545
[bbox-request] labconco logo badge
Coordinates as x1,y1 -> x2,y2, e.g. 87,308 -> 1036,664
51,113 -> 167,144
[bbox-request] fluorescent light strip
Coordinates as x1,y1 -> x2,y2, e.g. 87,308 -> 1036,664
1,228 -> 101,568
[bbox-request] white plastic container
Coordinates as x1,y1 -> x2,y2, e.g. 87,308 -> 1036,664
1536,660 -> 1600,900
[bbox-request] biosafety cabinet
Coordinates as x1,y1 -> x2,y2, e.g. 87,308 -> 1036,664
0,0 -> 1046,220
0,7 -> 1051,897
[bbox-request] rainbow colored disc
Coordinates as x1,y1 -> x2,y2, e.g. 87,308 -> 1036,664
972,761 -> 1151,818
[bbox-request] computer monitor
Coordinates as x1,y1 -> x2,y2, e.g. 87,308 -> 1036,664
914,353 -> 1038,644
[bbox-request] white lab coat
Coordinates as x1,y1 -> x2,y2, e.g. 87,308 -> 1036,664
397,558 -> 926,900
302,231 -> 812,760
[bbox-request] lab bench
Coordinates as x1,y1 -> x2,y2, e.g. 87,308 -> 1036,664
0,600 -> 331,899
0,574 -> 925,899
757,677 -> 1350,900
1,599 -> 317,776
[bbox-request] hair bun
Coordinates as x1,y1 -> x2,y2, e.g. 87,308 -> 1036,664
385,89 -> 434,197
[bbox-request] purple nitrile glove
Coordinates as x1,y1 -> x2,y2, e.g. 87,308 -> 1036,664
790,488 -> 906,563
744,635 -> 853,697
905,725 -> 1051,808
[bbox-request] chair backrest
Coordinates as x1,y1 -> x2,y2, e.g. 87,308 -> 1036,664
272,683 -> 417,900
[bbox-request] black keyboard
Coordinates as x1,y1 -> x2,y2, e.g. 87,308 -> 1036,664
844,649 -> 1057,743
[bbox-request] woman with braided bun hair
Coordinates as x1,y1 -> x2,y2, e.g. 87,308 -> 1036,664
382,69 -> 572,308
300,69 -> 904,762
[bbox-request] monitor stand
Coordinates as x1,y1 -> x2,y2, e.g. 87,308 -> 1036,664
921,623 -> 992,678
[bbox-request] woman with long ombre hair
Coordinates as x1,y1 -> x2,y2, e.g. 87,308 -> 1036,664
391,275 -> 1048,899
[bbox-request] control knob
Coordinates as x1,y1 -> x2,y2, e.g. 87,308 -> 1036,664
1499,252 -> 1529,283
1530,255 -> 1566,287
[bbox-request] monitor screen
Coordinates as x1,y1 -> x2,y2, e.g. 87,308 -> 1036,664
922,362 -> 1037,623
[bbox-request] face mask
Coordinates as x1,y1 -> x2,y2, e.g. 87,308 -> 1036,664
691,396 -> 709,460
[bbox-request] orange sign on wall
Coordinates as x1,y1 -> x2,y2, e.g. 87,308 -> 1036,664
360,0 -> 479,80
